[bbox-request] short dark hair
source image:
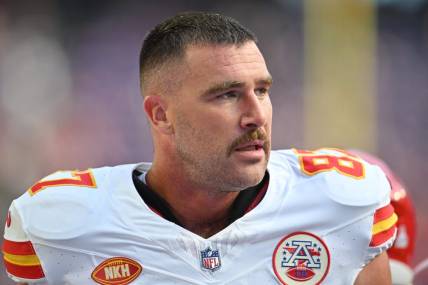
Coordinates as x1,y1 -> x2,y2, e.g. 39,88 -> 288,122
139,12 -> 257,92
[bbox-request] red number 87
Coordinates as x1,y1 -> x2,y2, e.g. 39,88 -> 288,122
28,170 -> 97,196
295,149 -> 365,179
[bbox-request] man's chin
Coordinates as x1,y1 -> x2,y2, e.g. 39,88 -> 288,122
227,165 -> 267,191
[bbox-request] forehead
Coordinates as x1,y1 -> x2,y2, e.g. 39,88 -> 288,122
182,42 -> 269,85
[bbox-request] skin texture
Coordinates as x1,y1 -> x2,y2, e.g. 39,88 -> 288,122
144,41 -> 272,237
354,251 -> 392,284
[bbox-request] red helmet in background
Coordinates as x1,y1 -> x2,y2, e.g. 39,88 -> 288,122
348,150 -> 417,284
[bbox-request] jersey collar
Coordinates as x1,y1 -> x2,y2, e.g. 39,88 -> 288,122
132,170 -> 270,227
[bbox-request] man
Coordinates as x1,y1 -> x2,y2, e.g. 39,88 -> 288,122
3,12 -> 396,284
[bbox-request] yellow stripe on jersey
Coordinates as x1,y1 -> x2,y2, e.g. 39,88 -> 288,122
372,212 -> 398,235
3,252 -> 42,266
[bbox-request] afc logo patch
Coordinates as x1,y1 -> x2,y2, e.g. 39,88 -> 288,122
272,232 -> 330,285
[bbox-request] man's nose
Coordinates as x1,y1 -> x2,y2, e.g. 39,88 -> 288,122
239,92 -> 267,130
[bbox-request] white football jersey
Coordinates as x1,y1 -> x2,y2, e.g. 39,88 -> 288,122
3,148 -> 397,284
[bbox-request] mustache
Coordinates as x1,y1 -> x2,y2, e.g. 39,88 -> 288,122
228,129 -> 269,156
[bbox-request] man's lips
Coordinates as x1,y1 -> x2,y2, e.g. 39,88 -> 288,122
234,140 -> 265,151
227,129 -> 269,157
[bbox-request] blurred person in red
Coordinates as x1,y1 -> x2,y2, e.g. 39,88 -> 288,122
349,150 -> 416,285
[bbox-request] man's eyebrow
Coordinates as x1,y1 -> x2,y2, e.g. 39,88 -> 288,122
256,76 -> 273,86
202,76 -> 273,97
202,81 -> 244,97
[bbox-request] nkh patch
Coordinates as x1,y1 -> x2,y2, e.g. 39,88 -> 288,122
91,257 -> 142,285
200,247 -> 221,272
272,232 -> 330,285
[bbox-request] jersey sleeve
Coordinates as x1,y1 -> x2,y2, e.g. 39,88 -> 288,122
363,169 -> 398,265
2,201 -> 46,283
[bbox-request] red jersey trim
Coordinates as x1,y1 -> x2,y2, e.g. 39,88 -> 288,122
3,259 -> 45,279
2,239 -> 45,279
3,239 -> 36,256
370,226 -> 397,247
245,179 -> 269,213
373,204 -> 395,224
370,203 -> 397,247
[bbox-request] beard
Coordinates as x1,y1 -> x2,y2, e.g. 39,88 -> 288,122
175,127 -> 270,193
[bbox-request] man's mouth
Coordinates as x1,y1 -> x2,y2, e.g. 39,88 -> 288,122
234,140 -> 265,152
227,129 -> 269,157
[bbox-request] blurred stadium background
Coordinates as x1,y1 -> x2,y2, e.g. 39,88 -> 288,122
0,0 -> 427,283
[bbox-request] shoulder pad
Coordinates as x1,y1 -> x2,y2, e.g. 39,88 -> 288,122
273,148 -> 391,207
4,201 -> 29,242
3,202 -> 46,282
268,149 -> 299,173
13,165 -> 131,240
321,162 -> 391,206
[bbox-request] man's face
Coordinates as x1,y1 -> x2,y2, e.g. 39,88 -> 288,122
166,41 -> 272,192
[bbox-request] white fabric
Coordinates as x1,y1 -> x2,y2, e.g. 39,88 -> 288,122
390,259 -> 414,285
4,149 -> 395,284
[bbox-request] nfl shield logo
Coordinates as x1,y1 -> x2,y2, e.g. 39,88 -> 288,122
200,247 -> 221,272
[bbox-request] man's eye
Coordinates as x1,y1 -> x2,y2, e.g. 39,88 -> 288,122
217,92 -> 238,99
255,88 -> 268,96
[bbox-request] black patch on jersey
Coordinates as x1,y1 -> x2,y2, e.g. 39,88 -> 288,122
228,172 -> 269,223
132,170 -> 182,225
132,169 -> 269,226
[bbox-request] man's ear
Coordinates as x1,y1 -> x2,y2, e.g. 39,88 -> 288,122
143,95 -> 173,135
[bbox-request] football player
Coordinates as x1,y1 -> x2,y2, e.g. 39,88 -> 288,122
3,12 -> 397,284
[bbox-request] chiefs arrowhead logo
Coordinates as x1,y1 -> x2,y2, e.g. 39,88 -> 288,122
91,257 -> 142,285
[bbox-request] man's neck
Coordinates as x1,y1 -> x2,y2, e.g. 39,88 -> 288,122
145,166 -> 240,238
